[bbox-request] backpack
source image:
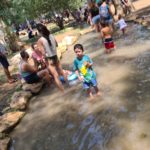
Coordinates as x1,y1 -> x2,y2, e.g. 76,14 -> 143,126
100,4 -> 109,19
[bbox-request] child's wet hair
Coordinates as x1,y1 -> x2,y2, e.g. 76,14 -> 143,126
74,44 -> 84,52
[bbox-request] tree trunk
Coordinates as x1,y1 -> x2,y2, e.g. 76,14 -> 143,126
0,18 -> 20,52
5,26 -> 20,52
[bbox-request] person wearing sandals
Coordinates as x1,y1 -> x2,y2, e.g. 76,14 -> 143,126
36,23 -> 66,92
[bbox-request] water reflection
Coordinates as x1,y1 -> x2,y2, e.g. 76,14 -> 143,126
72,114 -> 118,150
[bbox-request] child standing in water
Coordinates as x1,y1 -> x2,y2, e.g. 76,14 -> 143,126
116,14 -> 127,35
100,22 -> 115,54
73,44 -> 100,99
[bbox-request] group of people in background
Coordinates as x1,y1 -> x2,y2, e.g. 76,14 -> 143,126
87,0 -> 128,53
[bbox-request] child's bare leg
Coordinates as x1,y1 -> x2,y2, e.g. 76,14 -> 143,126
105,49 -> 109,54
105,49 -> 111,54
94,86 -> 101,96
122,28 -> 126,35
87,88 -> 94,99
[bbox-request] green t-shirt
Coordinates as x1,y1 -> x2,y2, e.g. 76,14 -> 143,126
73,55 -> 96,82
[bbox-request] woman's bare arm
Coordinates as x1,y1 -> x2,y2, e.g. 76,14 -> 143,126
37,39 -> 46,57
22,63 -> 37,73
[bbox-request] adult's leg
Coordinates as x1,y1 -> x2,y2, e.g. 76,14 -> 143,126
37,69 -> 51,86
48,64 -> 64,92
3,67 -> 14,82
0,56 -> 15,83
94,24 -> 101,32
56,61 -> 67,81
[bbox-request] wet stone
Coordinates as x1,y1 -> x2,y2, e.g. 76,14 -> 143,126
140,133 -> 148,139
22,81 -> 44,94
10,91 -> 32,110
129,112 -> 136,120
0,137 -> 11,150
66,124 -> 75,130
118,106 -> 128,113
0,112 -> 25,133
136,104 -> 144,112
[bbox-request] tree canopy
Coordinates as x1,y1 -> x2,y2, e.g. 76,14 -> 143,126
0,0 -> 84,25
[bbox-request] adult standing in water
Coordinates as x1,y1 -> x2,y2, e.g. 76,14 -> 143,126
88,1 -> 101,32
99,0 -> 114,27
36,23 -> 65,92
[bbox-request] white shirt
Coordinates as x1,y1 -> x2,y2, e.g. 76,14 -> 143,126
41,34 -> 57,57
117,18 -> 127,30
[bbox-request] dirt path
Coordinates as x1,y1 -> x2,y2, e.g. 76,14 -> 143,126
10,22 -> 150,150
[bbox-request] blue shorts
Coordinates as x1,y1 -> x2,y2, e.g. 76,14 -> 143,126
83,78 -> 97,89
24,73 -> 40,84
101,14 -> 113,24
105,18 -> 113,24
92,15 -> 100,24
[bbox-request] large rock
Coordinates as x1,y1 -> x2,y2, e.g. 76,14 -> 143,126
0,111 -> 25,133
10,91 -> 32,110
57,47 -> 62,60
62,36 -> 78,46
58,43 -> 67,54
0,137 -> 11,150
22,81 -> 44,94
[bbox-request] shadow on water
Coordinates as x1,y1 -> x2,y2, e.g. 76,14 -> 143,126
10,23 -> 150,150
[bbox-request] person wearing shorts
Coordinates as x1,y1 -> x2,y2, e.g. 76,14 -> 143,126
73,44 -> 101,100
0,42 -> 16,83
37,23 -> 66,92
104,37 -> 115,49
19,50 -> 51,85
99,0 -> 114,28
83,78 -> 97,89
100,22 -> 115,53
88,2 -> 101,32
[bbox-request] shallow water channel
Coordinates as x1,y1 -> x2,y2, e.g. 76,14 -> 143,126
10,23 -> 150,150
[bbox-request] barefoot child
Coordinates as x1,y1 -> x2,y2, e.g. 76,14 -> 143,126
116,14 -> 127,35
100,22 -> 115,54
73,44 -> 100,99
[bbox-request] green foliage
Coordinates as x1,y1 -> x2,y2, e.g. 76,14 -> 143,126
1,0 -> 84,25
0,0 -> 13,25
